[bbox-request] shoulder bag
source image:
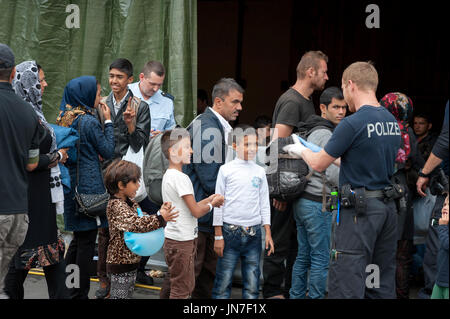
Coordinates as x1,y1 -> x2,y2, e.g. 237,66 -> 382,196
73,115 -> 109,219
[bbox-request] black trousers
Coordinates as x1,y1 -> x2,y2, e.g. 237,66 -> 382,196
328,198 -> 398,299
4,260 -> 69,299
65,229 -> 98,299
262,202 -> 297,298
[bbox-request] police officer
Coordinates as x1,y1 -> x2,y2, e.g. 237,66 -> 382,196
284,61 -> 402,298
128,60 -> 176,285
129,60 -> 176,137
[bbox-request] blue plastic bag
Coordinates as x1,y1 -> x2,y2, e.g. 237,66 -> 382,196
124,208 -> 165,256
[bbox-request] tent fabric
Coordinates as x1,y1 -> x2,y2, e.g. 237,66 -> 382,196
0,0 -> 197,126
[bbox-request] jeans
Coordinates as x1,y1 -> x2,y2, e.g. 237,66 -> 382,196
290,198 -> 332,299
212,223 -> 262,299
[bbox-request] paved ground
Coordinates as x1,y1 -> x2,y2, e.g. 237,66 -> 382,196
23,268 -> 246,299
22,267 -> 421,299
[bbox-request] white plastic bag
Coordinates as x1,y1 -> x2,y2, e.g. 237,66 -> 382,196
123,146 -> 148,202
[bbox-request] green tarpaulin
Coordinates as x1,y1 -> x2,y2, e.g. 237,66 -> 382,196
0,0 -> 197,126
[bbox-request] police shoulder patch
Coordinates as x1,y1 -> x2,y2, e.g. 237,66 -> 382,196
161,91 -> 174,101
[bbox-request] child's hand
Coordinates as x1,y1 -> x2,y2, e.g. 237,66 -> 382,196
210,194 -> 225,208
214,238 -> 224,257
265,234 -> 275,256
160,202 -> 179,222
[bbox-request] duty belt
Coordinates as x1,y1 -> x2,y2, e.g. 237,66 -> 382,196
364,190 -> 385,198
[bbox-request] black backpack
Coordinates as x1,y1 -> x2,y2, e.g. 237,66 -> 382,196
265,134 -> 311,202
266,116 -> 336,202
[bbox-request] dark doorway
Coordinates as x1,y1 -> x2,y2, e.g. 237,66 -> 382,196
198,0 -> 448,132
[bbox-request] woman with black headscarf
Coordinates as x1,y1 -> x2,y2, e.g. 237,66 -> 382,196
57,76 -> 114,299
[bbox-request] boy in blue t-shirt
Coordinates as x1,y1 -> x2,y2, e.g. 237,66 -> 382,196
212,124 -> 274,299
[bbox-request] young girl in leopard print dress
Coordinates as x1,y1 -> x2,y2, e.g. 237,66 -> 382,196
103,159 -> 178,299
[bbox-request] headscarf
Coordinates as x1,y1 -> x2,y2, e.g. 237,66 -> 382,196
12,61 -> 64,211
380,92 -> 414,164
12,61 -> 57,152
56,75 -> 98,127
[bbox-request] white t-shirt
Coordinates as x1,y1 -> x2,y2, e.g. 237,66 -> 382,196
162,169 -> 197,241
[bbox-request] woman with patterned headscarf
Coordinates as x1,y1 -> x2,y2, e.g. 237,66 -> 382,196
380,92 -> 425,299
4,61 -> 68,299
57,76 -> 114,299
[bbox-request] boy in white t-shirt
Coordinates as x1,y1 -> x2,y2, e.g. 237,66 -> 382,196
212,124 -> 274,299
159,128 -> 224,299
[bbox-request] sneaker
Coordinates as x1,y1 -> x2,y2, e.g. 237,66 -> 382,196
136,270 -> 154,286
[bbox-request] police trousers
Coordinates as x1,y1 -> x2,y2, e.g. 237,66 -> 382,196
328,198 -> 398,299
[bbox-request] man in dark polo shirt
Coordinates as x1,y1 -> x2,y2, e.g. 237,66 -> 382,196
0,43 -> 41,299
264,50 -> 329,299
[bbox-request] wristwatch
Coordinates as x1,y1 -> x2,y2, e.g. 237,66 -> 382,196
214,236 -> 224,240
418,169 -> 431,178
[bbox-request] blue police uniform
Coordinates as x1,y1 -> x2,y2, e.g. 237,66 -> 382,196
323,105 -> 401,299
128,82 -> 176,133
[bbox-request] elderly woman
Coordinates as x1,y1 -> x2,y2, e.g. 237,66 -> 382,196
4,61 -> 68,299
56,76 -> 114,299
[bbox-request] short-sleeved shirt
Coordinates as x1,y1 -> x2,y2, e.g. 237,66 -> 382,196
272,88 -> 315,132
0,82 -> 40,214
324,105 -> 401,190
162,169 -> 197,241
128,82 -> 176,132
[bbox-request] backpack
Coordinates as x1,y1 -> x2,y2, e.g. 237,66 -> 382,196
142,133 -> 169,206
265,134 -> 311,202
266,122 -> 336,202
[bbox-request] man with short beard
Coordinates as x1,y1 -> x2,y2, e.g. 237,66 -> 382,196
265,50 -> 329,299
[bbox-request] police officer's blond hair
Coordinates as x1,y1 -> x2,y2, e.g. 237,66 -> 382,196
342,61 -> 378,92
